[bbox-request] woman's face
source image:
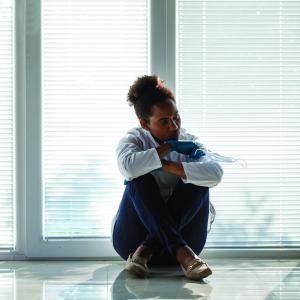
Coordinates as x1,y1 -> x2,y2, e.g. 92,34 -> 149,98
140,99 -> 181,141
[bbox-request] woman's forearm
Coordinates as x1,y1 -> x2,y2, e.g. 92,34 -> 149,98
156,143 -> 172,158
161,159 -> 187,179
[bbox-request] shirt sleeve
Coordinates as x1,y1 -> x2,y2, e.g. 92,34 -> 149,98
181,157 -> 223,188
116,132 -> 162,180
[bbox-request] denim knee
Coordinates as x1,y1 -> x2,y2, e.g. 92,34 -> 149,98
129,173 -> 158,195
131,172 -> 156,185
185,183 -> 209,194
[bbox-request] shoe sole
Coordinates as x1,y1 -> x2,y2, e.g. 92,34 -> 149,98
188,268 -> 212,280
181,265 -> 213,280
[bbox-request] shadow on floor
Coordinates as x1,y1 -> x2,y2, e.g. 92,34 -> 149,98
110,268 -> 213,299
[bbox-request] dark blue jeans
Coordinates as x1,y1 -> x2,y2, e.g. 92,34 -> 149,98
112,173 -> 209,265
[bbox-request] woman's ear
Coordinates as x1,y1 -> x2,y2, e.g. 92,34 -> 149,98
140,118 -> 150,131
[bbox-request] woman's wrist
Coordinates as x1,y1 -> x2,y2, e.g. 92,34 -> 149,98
161,159 -> 186,179
156,143 -> 172,158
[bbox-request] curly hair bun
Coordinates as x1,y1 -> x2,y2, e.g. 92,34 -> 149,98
127,75 -> 159,106
127,74 -> 175,120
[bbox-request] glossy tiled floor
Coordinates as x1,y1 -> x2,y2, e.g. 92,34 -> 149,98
0,259 -> 299,299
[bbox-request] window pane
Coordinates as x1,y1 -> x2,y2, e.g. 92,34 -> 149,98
42,0 -> 149,238
0,0 -> 14,249
177,0 -> 300,247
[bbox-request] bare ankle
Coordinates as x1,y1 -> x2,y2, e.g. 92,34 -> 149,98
176,245 -> 197,267
133,245 -> 152,262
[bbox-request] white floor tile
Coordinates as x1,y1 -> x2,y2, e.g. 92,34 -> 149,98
0,259 -> 299,299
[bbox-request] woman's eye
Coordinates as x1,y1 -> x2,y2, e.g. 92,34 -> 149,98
160,115 -> 180,125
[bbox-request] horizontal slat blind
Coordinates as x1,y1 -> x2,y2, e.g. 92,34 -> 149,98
42,0 -> 149,238
177,0 -> 300,247
0,0 -> 14,248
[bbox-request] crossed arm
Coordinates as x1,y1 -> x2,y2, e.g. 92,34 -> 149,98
156,144 -> 187,179
117,138 -> 222,186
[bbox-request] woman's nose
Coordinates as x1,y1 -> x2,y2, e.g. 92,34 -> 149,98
170,119 -> 178,130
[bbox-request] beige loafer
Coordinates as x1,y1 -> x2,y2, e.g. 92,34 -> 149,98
181,258 -> 212,280
125,253 -> 149,278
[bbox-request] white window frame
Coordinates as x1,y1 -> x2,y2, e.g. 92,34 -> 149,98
1,0 -> 299,260
24,0 -> 175,259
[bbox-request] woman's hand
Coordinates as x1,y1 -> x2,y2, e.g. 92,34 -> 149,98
189,148 -> 206,160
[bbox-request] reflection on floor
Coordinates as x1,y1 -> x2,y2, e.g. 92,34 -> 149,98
0,259 -> 299,299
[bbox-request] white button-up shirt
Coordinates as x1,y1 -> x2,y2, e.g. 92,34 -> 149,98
116,126 -> 223,194
113,126 -> 224,234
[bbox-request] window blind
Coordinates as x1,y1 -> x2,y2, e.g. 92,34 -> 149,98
42,0 -> 149,238
0,0 -> 14,249
177,0 -> 300,247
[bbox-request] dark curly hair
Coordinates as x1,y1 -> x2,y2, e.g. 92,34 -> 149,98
127,75 -> 175,122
